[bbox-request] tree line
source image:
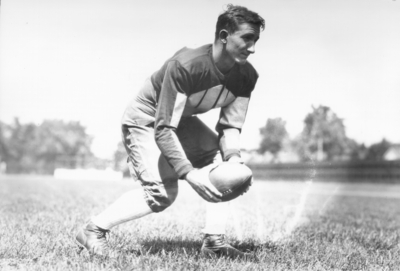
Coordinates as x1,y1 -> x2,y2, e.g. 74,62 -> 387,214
0,106 -> 394,175
258,105 -> 393,163
0,119 -> 95,174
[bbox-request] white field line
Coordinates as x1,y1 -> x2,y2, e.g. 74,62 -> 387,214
284,180 -> 313,236
284,160 -> 316,235
318,186 -> 340,215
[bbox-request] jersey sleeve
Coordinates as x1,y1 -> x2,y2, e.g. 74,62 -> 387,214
154,61 -> 194,178
216,96 -> 251,160
216,70 -> 258,161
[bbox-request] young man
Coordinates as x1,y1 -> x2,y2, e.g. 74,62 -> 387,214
76,4 -> 264,259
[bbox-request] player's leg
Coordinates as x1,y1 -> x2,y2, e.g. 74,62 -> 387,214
177,116 -> 254,260
92,124 -> 179,225
76,123 -> 178,255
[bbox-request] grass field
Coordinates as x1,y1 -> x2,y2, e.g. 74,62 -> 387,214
1,175 -> 400,270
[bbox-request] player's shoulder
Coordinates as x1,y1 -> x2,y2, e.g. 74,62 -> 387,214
169,44 -> 213,71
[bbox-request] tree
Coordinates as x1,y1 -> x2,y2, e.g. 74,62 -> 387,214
0,118 -> 94,174
0,122 -> 10,163
348,141 -> 368,161
0,118 -> 39,173
258,118 -> 288,162
365,139 -> 391,161
295,105 -> 350,162
113,141 -> 129,176
36,120 -> 94,171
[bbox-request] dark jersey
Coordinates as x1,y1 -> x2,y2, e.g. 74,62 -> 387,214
122,44 -> 258,178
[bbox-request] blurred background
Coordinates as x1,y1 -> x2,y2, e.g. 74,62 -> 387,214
1,0 -> 399,179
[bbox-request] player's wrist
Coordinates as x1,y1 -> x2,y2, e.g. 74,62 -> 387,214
183,169 -> 195,182
178,163 -> 194,180
224,150 -> 241,161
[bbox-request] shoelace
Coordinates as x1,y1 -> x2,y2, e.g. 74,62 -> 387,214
91,228 -> 110,249
205,234 -> 227,247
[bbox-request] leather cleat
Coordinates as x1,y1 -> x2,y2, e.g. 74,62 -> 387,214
201,234 -> 257,261
76,221 -> 116,257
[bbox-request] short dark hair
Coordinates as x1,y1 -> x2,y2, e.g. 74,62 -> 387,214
215,4 -> 265,40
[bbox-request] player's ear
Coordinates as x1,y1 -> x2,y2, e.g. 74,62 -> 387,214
219,30 -> 229,44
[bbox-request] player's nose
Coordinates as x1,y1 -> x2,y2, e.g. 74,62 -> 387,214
247,42 -> 255,54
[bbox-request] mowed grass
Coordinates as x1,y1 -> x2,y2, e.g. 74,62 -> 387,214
1,175 -> 400,270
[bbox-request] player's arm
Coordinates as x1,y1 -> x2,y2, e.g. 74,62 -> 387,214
217,66 -> 258,163
216,95 -> 253,193
154,61 -> 192,178
154,61 -> 222,202
216,95 -> 251,163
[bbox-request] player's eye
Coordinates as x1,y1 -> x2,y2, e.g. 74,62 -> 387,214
243,35 -> 252,41
242,34 -> 258,43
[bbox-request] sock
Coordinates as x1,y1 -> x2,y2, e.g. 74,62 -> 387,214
202,201 -> 230,235
91,189 -> 153,230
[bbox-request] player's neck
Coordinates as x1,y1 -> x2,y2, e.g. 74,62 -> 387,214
212,43 -> 235,75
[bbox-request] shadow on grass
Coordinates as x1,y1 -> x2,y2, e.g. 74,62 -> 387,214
125,237 -> 278,257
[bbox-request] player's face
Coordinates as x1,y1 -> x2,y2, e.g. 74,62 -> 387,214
225,23 -> 260,65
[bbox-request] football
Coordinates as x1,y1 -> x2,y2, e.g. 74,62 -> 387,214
209,162 -> 253,202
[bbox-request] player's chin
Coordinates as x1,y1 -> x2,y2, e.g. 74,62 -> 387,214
235,57 -> 248,65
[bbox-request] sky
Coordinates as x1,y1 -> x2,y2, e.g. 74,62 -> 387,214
1,0 -> 399,158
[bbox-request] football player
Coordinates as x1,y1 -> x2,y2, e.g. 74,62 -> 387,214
76,4 -> 264,260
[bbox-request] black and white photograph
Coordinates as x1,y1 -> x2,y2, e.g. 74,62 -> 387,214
1,0 -> 399,270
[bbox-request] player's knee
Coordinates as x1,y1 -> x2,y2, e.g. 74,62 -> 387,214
145,184 -> 179,213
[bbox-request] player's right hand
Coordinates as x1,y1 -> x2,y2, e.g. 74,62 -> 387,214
184,168 -> 222,203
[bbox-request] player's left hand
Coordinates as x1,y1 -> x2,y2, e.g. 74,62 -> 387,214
185,168 -> 223,202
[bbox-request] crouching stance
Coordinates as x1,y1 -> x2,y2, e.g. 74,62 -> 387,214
76,4 -> 264,260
